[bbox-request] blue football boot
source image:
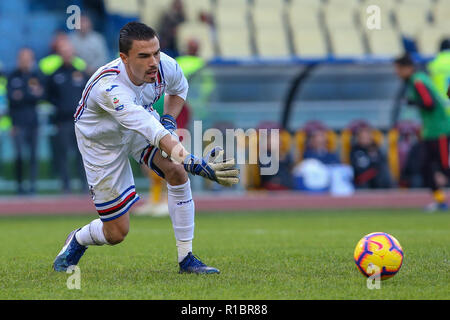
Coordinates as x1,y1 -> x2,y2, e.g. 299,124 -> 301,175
53,229 -> 87,272
179,252 -> 220,274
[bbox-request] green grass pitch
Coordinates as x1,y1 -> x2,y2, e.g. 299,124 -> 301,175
0,209 -> 448,299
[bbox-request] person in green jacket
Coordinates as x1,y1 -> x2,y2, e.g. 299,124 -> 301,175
394,54 -> 450,211
428,39 -> 450,102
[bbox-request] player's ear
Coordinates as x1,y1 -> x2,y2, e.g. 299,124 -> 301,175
119,52 -> 128,65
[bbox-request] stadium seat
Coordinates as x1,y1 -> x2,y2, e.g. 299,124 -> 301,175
401,0 -> 432,9
252,1 -> 290,58
177,22 -> 215,60
217,27 -> 253,58
215,0 -> 249,29
292,28 -> 328,58
366,28 -> 403,57
252,0 -> 286,28
432,1 -> 450,28
141,0 -> 169,27
288,3 -> 321,29
416,26 -> 450,56
394,3 -> 430,38
104,0 -> 140,17
358,0 -> 395,30
327,0 -> 360,7
323,3 -> 358,29
329,28 -> 366,57
183,0 -> 213,22
253,0 -> 285,9
254,26 -> 291,58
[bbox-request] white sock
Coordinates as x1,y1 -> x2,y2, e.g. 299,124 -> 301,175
167,179 -> 195,262
176,240 -> 192,263
75,218 -> 110,246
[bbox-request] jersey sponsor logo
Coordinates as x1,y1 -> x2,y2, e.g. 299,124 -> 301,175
106,84 -> 118,92
113,97 -> 120,104
115,104 -> 124,111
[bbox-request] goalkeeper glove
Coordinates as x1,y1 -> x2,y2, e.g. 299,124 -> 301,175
183,147 -> 240,187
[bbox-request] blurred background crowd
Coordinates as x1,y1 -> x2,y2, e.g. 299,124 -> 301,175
0,0 -> 450,196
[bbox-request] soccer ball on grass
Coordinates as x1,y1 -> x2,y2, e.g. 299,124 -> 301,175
354,232 -> 404,280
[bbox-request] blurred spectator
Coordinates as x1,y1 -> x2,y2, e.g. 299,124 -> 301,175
395,122 -> 423,188
400,139 -> 423,188
69,15 -> 108,75
259,124 -> 293,190
303,129 -> 340,165
47,40 -> 88,193
157,0 -> 186,57
427,39 -> 450,100
39,32 -> 86,76
350,125 -> 391,189
7,48 -> 44,194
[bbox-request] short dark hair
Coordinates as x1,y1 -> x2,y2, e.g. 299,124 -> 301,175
119,22 -> 158,54
440,38 -> 450,51
394,53 -> 414,67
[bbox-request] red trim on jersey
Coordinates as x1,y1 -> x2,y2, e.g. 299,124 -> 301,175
414,81 -> 433,109
439,136 -> 449,169
74,68 -> 120,120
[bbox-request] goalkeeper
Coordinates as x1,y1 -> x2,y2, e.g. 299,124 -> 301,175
53,22 -> 239,274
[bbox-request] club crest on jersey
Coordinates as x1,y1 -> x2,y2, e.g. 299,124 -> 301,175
106,85 -> 118,92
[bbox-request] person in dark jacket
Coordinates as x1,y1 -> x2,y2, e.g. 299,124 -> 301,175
350,125 -> 391,189
7,48 -> 44,194
47,40 -> 88,193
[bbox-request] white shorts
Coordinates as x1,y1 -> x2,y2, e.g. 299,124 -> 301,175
75,126 -> 163,222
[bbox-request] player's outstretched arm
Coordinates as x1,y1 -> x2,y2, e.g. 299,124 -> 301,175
159,134 -> 240,187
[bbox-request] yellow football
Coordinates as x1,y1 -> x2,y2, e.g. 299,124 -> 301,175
354,232 -> 404,280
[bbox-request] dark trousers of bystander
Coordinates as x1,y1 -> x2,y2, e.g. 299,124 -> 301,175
12,125 -> 38,194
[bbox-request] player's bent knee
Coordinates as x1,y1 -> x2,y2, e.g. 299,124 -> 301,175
104,227 -> 128,245
103,218 -> 129,245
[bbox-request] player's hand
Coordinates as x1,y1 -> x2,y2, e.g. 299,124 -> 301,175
160,114 -> 177,133
183,147 -> 240,187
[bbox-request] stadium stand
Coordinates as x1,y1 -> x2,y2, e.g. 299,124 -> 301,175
215,0 -> 253,58
104,0 -> 140,17
252,0 -> 290,57
432,0 -> 450,28
394,2 -> 430,38
183,0 -> 213,22
141,0 -> 170,27
365,28 -> 403,56
177,22 -> 215,59
329,28 -> 366,57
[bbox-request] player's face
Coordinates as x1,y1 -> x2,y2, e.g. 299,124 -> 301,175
394,64 -> 413,80
121,37 -> 161,85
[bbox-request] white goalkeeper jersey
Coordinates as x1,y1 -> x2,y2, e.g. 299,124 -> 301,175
74,52 -> 188,149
